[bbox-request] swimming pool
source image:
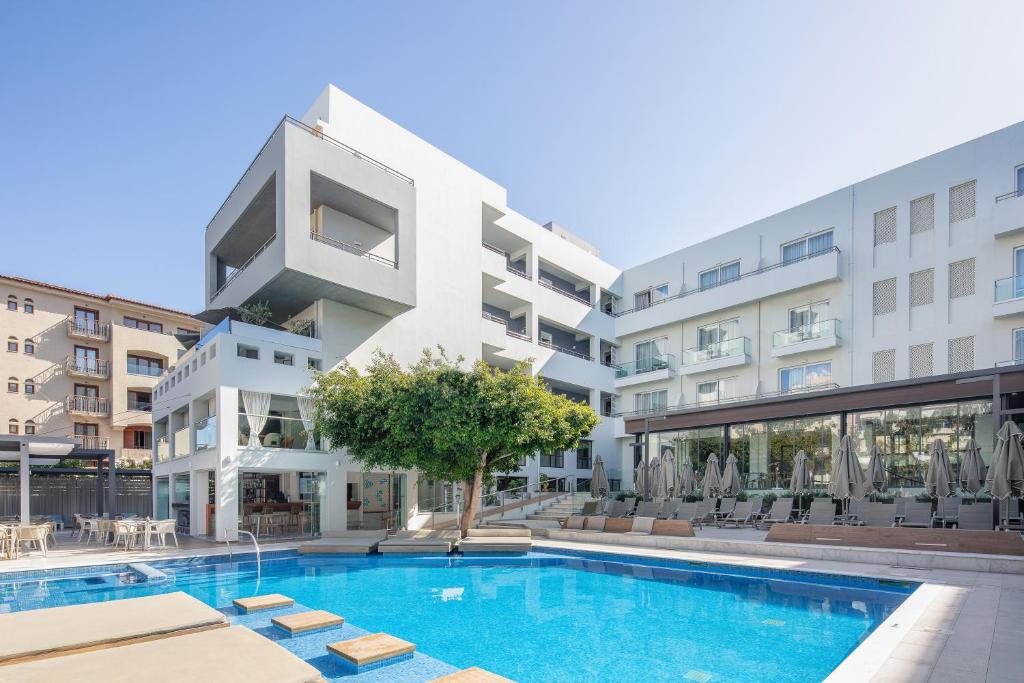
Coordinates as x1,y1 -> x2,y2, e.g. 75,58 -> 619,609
0,547 -> 915,682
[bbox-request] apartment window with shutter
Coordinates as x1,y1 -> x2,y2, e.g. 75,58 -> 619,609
873,278 -> 897,315
909,269 -> 934,307
949,180 -> 976,223
909,343 -> 934,378
948,336 -> 975,373
873,207 -> 897,245
948,258 -> 976,299
910,194 -> 935,234
872,349 -> 896,383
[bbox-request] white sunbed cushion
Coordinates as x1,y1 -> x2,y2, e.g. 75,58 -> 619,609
0,592 -> 225,663
624,516 -> 655,535
565,516 -> 586,530
0,626 -> 321,683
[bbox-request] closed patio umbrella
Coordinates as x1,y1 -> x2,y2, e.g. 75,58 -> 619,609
828,434 -> 867,510
789,450 -> 812,495
720,453 -> 742,497
986,421 -> 1024,500
958,438 -> 985,498
591,455 -> 610,500
649,456 -> 666,499
925,438 -> 955,498
633,460 -> 649,497
866,444 -> 888,498
702,453 -> 723,499
679,453 -> 697,497
661,448 -> 678,497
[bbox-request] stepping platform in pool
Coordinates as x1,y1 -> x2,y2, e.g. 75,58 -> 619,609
271,610 -> 344,637
232,594 -> 294,614
429,666 -> 515,682
327,632 -> 415,671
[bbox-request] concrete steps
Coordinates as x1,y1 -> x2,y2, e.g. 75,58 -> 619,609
525,493 -> 589,520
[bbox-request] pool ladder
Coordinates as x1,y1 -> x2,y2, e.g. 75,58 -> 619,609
224,529 -> 262,585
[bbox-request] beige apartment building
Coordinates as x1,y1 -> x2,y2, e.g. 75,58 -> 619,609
1,275 -> 200,467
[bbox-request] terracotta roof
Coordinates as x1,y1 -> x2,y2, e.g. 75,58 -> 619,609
0,274 -> 198,320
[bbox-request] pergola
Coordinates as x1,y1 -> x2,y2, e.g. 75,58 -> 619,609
0,435 -> 117,525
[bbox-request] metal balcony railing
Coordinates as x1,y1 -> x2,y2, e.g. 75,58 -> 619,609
538,278 -> 593,307
996,188 -> 1023,202
481,311 -> 507,325
212,234 -> 276,299
70,434 -> 109,450
614,382 -> 842,419
65,356 -> 110,378
506,265 -> 531,280
615,354 -> 677,379
538,339 -> 593,362
682,337 -> 751,365
65,395 -> 110,416
66,318 -> 111,341
310,230 -> 397,268
506,329 -> 531,342
771,319 -> 840,348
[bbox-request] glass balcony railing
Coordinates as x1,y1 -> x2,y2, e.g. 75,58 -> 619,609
994,275 -> 1024,302
772,319 -> 840,348
682,337 -> 751,365
173,426 -> 191,458
156,437 -> 170,463
239,415 -> 322,450
127,361 -> 165,377
195,415 -> 217,450
615,354 -> 677,379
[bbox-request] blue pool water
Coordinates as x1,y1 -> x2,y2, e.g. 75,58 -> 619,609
0,548 -> 915,682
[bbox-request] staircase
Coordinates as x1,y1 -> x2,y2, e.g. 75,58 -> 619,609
526,492 -> 590,521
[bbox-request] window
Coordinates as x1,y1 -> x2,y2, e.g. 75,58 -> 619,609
7,337 -> 17,353
6,296 -> 16,311
8,419 -> 18,435
872,349 -> 896,383
183,364 -> 189,378
308,358 -> 322,371
697,319 -> 738,350
608,479 -> 621,492
24,379 -> 34,395
24,420 -> 35,435
873,278 -> 897,316
7,377 -> 18,393
200,352 -> 207,366
22,299 -> 33,314
909,343 -> 934,378
698,261 -> 740,291
697,380 -> 724,404
209,343 -> 217,359
788,301 -> 829,332
127,354 -> 164,376
540,451 -> 565,468
1017,165 -> 1024,197
909,269 -> 934,307
633,337 -> 667,367
780,361 -> 832,393
576,440 -> 592,469
634,390 -> 668,414
949,258 -> 976,299
633,284 -> 669,310
237,344 -> 259,360
782,229 -> 833,264
191,359 -> 197,372
949,180 -> 976,223
273,351 -> 294,366
873,207 -> 897,246
910,194 -> 935,234
23,339 -> 34,355
948,336 -> 975,373
1015,328 -> 1024,363
123,316 -> 163,333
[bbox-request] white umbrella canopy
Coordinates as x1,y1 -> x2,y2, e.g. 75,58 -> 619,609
789,450 -> 812,495
925,438 -> 955,498
649,456 -> 666,499
661,448 -> 678,497
958,438 -> 985,497
634,460 -> 649,496
679,453 -> 697,497
866,443 -> 888,496
720,453 -> 742,497
702,453 -> 723,499
828,434 -> 867,502
986,421 -> 1024,500
591,455 -> 610,500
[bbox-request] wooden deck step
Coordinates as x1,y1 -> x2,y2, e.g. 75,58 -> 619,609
429,667 -> 516,682
327,632 -> 415,669
270,610 -> 344,637
232,594 -> 294,613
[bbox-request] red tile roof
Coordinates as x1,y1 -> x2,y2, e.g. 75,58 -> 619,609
1,274 -> 197,319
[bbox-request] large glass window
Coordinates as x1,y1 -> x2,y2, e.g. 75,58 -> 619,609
782,229 -> 833,264
634,390 -> 668,414
697,319 -> 738,350
698,261 -> 740,291
540,451 -> 565,468
650,427 -> 725,476
237,393 -> 320,450
576,440 -> 592,469
788,301 -> 830,331
779,361 -> 832,393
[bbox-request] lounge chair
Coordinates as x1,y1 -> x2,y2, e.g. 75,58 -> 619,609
894,496 -> 914,519
0,626 -> 321,683
579,500 -> 600,516
297,530 -> 387,554
710,497 -> 736,524
957,503 -> 995,531
634,501 -> 660,518
717,501 -> 756,528
934,497 -> 961,527
583,515 -> 607,532
674,502 -> 703,529
621,497 -> 638,516
605,501 -> 627,518
695,498 -> 717,524
801,499 -> 838,525
897,501 -> 934,528
757,498 -> 794,529
658,498 -> 680,520
0,592 -> 227,666
623,516 -> 655,536
458,528 -> 532,553
855,502 -> 896,528
747,496 -> 764,521
378,530 -> 460,554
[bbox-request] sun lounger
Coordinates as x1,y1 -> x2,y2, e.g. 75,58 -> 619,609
0,625 -> 321,683
623,516 -> 655,536
297,530 -> 387,554
710,497 -> 736,523
934,497 -> 961,527
658,498 -> 680,520
756,498 -> 794,529
747,496 -> 764,521
894,496 -> 914,519
717,501 -> 755,528
634,501 -> 660,518
378,530 -> 460,554
605,501 -> 627,518
458,528 -> 532,553
579,500 -> 600,516
695,498 -> 717,524
957,503 -> 995,531
621,497 -> 638,516
674,502 -> 703,529
0,592 -> 226,666
854,502 -> 896,528
897,501 -> 934,528
801,499 -> 838,525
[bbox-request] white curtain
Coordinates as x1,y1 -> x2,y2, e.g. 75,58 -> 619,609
297,395 -> 315,450
240,390 -> 271,448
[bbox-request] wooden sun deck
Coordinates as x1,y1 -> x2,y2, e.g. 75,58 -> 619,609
327,633 -> 415,666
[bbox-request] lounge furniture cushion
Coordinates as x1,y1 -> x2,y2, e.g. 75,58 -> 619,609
0,626 -> 321,683
624,516 -> 655,535
565,516 -> 586,530
0,592 -> 226,665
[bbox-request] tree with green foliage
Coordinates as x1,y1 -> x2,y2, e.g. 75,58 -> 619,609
309,348 -> 599,533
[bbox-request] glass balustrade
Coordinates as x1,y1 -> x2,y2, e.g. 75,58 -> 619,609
615,354 -> 677,378
994,275 -> 1024,302
195,415 -> 217,450
772,319 -> 840,348
682,337 -> 751,365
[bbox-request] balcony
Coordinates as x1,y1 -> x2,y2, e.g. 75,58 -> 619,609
127,399 -> 153,413
195,416 -> 217,451
614,354 -> 677,388
66,395 -> 110,416
310,230 -> 396,268
994,190 -> 1024,239
65,356 -> 110,379
993,275 -> 1024,317
239,414 -> 322,450
156,437 -> 169,463
66,318 -> 110,342
680,337 -> 752,375
771,319 -> 841,358
70,434 -> 109,450
538,339 -> 593,362
127,360 -> 165,377
119,448 -> 151,467
538,277 -> 591,307
173,426 -> 191,458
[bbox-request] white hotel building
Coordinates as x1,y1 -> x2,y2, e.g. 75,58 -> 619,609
152,84 -> 1024,540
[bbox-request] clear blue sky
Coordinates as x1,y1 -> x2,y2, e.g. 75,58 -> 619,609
3,1 -> 1024,313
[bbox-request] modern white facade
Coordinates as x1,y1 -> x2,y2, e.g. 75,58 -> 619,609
155,83 -> 1024,535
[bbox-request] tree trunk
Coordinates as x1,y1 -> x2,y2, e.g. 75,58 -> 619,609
459,452 -> 487,536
